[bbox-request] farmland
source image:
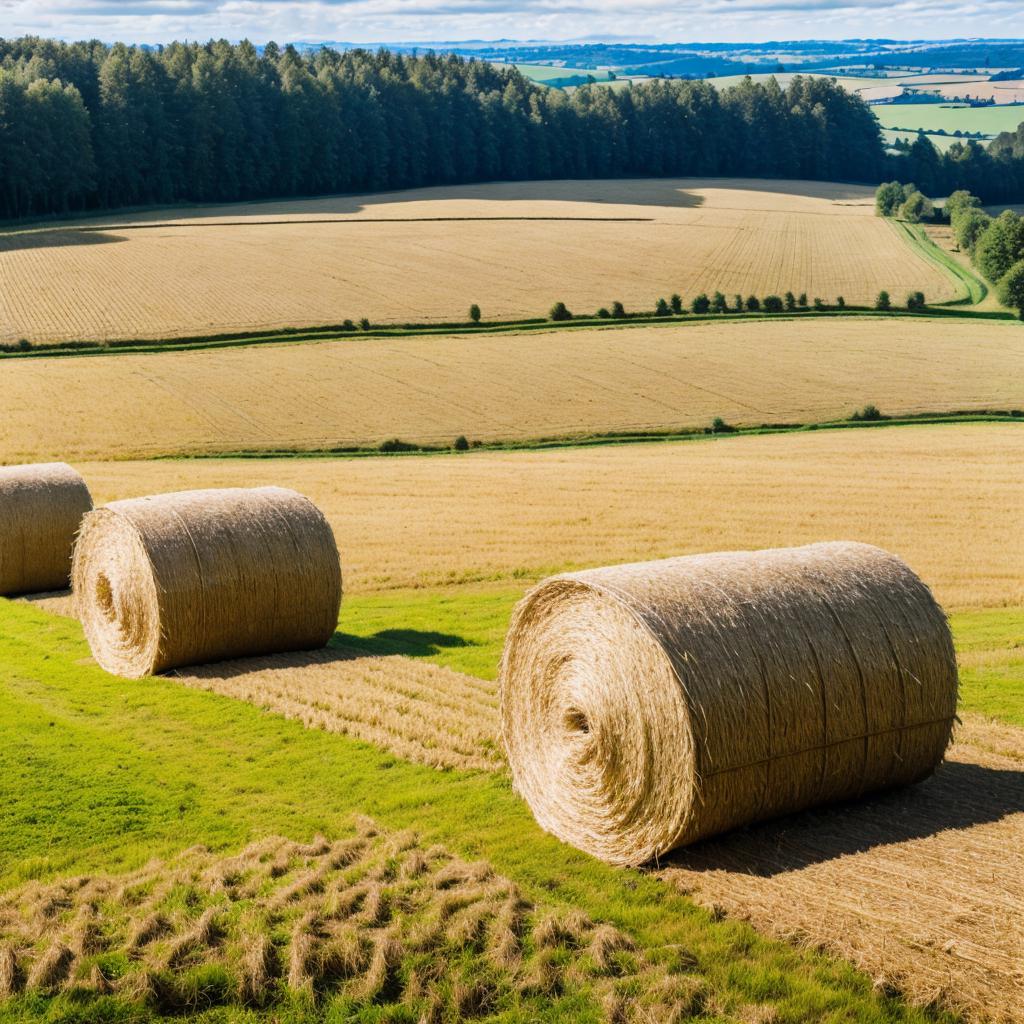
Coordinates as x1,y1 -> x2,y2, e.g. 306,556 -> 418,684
3,422 -> 1024,1021
3,318 -> 1022,461
873,101 -> 1024,139
0,178 -> 962,347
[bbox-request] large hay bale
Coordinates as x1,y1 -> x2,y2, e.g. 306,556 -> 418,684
499,542 -> 958,866
73,487 -> 342,678
0,462 -> 93,596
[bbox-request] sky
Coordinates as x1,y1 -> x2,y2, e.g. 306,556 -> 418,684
0,0 -> 1021,47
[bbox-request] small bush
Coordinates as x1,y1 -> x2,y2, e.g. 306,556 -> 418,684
849,404 -> 886,422
836,296 -> 845,308
797,293 -> 808,307
784,291 -> 796,311
905,291 -> 926,311
691,293 -> 710,314
655,298 -> 671,317
745,295 -> 760,312
710,416 -> 736,434
763,295 -> 784,313
596,307 -> 611,318
342,319 -> 355,331
549,301 -> 572,322
611,301 -> 626,319
468,304 -> 481,323
17,338 -> 32,352
359,317 -> 371,331
670,293 -> 683,314
454,435 -> 470,451
875,290 -> 891,311
711,291 -> 728,314
813,297 -> 825,310
732,294 -> 744,312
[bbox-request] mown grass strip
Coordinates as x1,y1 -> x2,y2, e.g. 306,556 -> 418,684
889,219 -> 989,306
0,599 -> 954,1022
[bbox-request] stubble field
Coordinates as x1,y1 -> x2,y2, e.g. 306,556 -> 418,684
57,423 -> 1024,608
0,178 -> 960,347
2,318 -> 1022,461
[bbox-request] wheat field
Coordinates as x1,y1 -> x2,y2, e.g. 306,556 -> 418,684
68,423 -> 1024,609
3,317 -> 1022,461
0,178 -> 959,346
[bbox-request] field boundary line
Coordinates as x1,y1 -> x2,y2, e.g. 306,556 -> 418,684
2,307 -> 1018,361
153,411 -> 1024,462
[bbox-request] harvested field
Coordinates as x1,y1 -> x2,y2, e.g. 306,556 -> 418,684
3,318 -> 1024,461
661,715 -> 1024,1023
73,423 -> 1024,609
0,178 -> 959,346
178,647 -> 501,772
0,817 -> 703,1020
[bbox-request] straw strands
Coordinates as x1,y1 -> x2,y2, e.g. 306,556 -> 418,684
0,819 -> 706,1020
500,542 -> 959,866
662,715 -> 1024,1023
72,487 -> 342,677
0,462 -> 92,596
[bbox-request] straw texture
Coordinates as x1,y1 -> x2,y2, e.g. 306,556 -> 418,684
73,487 -> 341,678
0,462 -> 93,596
499,542 -> 958,866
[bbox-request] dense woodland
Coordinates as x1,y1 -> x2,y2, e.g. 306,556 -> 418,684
2,37 -> 1024,221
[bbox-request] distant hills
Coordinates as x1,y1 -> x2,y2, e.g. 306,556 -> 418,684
283,38 -> 1024,78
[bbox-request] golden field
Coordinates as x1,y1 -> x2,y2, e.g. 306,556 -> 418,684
0,178 -> 960,346
3,317 -> 1023,461
68,423 -> 1024,609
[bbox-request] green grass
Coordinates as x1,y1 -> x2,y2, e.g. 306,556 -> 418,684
951,606 -> 1024,726
873,102 -> 1024,138
0,598 -> 956,1023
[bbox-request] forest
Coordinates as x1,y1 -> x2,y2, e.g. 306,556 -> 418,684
1,36 -> 1024,221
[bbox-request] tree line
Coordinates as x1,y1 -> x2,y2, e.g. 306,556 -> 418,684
0,37 -> 881,220
3,37 -> 1024,222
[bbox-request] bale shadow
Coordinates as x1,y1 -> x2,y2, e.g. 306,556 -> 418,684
663,758 -> 1024,877
330,628 -> 473,659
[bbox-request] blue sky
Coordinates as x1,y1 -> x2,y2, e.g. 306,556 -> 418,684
0,0 -> 1020,46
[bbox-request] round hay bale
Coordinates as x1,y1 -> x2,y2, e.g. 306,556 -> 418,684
73,487 -> 342,678
499,542 -> 958,866
0,462 -> 93,596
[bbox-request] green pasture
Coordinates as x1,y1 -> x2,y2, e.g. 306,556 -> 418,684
873,102 -> 1024,138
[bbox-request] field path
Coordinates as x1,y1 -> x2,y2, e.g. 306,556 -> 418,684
661,716 -> 1024,1022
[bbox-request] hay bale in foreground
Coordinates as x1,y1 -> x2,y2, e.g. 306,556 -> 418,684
0,463 -> 93,596
499,542 -> 958,866
73,487 -> 341,678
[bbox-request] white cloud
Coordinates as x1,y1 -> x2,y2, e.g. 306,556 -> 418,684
1,0 -> 1021,45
